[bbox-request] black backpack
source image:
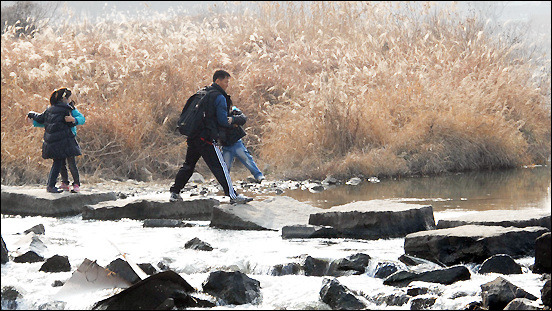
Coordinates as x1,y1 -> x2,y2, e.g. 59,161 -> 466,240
176,87 -> 216,137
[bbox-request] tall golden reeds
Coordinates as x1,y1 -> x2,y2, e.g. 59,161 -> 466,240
1,1 -> 550,185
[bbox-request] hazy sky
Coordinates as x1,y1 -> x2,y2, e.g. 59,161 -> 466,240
1,1 -> 550,42
1,1 -> 550,24
61,1 -> 552,24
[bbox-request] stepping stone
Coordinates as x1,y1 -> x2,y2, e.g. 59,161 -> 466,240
82,193 -> 218,220
210,196 -> 321,231
437,209 -> 551,229
309,200 -> 436,239
404,225 -> 550,265
1,186 -> 117,217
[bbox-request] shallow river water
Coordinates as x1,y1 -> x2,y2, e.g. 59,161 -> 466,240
283,165 -> 551,211
1,165 -> 550,310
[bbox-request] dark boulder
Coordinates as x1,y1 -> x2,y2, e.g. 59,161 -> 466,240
272,254 -> 370,277
202,271 -> 261,305
184,237 -> 213,251
1,236 -> 8,264
319,277 -> 366,310
23,224 -> 45,235
374,262 -> 399,279
533,232 -> 551,274
157,261 -> 171,272
271,263 -> 301,276
399,254 -> 436,266
451,291 -> 470,299
406,287 -> 429,297
370,292 -> 410,306
384,265 -> 471,287
106,258 -> 141,285
480,276 -> 538,310
383,271 -> 417,287
1,286 -> 22,310
463,301 -> 485,310
137,263 -> 158,276
410,297 -> 437,310
39,255 -> 71,272
542,279 -> 551,307
13,250 -> 44,263
422,266 -> 471,284
337,253 -> 371,272
328,253 -> 371,276
478,254 -> 522,275
91,270 -> 202,310
303,256 -> 331,276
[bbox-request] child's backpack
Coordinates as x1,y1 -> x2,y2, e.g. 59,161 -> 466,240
176,87 -> 216,137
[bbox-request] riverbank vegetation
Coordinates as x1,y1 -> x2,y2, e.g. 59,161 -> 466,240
1,1 -> 550,185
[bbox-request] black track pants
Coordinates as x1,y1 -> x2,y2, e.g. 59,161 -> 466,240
60,156 -> 80,186
170,136 -> 237,199
47,158 -> 65,188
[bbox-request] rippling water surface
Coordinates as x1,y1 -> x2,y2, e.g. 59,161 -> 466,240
282,166 -> 551,211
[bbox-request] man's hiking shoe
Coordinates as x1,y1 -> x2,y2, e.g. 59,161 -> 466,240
170,192 -> 183,202
71,184 -> 80,193
59,182 -> 70,191
255,175 -> 265,183
47,186 -> 63,193
230,195 -> 253,205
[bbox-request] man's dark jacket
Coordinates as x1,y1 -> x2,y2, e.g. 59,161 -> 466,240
195,83 -> 245,145
194,83 -> 229,142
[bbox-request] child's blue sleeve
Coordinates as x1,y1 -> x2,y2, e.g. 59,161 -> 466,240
33,120 -> 44,128
72,109 -> 85,125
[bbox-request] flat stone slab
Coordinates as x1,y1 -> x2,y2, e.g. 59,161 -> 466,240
1,186 -> 117,217
437,209 -> 551,229
308,200 -> 436,239
404,225 -> 550,266
82,193 -> 219,220
209,196 -> 322,231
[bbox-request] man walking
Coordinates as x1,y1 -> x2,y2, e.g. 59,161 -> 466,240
170,70 -> 252,204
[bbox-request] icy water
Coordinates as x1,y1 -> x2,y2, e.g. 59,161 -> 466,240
1,165 -> 550,310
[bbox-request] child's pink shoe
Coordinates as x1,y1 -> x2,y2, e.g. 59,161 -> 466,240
59,182 -> 70,191
71,184 -> 80,193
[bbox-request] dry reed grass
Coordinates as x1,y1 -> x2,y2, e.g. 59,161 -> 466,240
1,2 -> 550,185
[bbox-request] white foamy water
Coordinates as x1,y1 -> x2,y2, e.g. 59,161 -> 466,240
1,208 -> 547,310
2,167 -> 550,309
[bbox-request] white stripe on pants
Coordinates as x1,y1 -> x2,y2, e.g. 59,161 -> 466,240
213,141 -> 237,199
